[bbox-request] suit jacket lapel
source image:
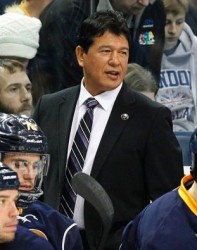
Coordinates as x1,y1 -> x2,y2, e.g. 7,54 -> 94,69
58,86 -> 80,181
91,84 -> 136,178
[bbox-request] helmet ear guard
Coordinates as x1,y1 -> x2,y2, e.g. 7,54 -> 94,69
0,161 -> 20,190
190,130 -> 197,178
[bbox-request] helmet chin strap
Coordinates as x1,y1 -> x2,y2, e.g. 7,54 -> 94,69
17,188 -> 43,208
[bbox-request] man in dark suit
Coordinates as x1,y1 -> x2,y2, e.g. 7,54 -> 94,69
33,10 -> 184,249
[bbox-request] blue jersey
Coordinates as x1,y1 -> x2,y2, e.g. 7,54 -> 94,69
121,175 -> 197,249
17,201 -> 83,250
1,225 -> 54,250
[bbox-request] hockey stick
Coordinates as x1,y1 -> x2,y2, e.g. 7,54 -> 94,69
71,172 -> 114,250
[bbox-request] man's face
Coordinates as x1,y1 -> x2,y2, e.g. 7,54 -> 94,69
0,68 -> 33,117
164,12 -> 185,50
3,153 -> 41,191
76,31 -> 129,96
110,0 -> 150,15
0,189 -> 19,243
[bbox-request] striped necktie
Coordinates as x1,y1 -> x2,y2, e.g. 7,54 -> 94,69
60,97 -> 98,217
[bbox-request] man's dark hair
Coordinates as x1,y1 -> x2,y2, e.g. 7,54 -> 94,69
78,10 -> 130,53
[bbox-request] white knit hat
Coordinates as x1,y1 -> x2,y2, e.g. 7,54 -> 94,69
0,13 -> 42,59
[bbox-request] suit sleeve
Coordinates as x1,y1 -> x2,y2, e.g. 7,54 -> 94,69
145,106 -> 183,200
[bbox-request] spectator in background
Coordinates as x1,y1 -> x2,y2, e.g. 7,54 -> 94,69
121,128 -> 197,250
124,63 -> 158,100
33,10 -> 183,249
186,0 -> 197,36
5,0 -> 91,105
0,12 -> 41,66
0,59 -> 32,116
0,12 -> 41,111
156,0 -> 197,132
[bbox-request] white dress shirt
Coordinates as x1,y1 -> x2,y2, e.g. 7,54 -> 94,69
69,79 -> 122,228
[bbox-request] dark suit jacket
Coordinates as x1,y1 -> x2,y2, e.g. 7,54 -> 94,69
33,84 -> 183,249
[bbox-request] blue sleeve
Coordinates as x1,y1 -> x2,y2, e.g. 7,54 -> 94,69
2,225 -> 54,250
62,223 -> 83,250
19,202 -> 83,250
120,213 -> 142,250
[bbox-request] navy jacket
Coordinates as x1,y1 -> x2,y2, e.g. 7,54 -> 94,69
1,225 -> 54,250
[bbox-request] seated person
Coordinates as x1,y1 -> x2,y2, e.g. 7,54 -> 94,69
121,128 -> 197,249
0,162 -> 54,249
156,0 -> 197,132
0,162 -> 20,243
0,12 -> 41,107
0,113 -> 83,250
0,58 -> 33,116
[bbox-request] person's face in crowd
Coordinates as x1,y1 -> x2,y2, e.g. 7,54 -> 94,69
3,153 -> 41,191
76,31 -> 129,96
0,68 -> 33,117
0,189 -> 19,243
110,0 -> 150,15
164,11 -> 185,50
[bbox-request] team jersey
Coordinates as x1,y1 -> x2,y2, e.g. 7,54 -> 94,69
1,225 -> 54,250
121,175 -> 197,249
17,200 -> 83,250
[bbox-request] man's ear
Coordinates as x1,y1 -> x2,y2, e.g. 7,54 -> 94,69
75,46 -> 85,67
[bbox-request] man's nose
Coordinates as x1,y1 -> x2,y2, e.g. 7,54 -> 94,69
23,166 -> 35,179
137,0 -> 150,6
20,87 -> 32,102
9,202 -> 19,217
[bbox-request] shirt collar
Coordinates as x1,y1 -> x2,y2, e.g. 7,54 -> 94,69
178,175 -> 197,216
97,0 -> 113,11
97,0 -> 155,11
79,78 -> 122,111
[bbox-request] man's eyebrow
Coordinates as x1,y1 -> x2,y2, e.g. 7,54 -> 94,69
0,195 -> 9,198
99,45 -> 129,50
0,194 -> 19,199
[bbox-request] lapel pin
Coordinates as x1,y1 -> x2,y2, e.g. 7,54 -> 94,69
121,113 -> 129,120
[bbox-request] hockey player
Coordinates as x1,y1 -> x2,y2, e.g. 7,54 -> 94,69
0,162 -> 54,249
0,162 -> 20,243
0,113 -> 83,250
121,128 -> 197,249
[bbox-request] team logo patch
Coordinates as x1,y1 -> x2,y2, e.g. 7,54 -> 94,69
29,229 -> 48,240
139,31 -> 155,45
22,120 -> 38,131
143,19 -> 154,28
18,214 -> 38,223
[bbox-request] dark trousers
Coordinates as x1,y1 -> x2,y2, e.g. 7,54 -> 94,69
80,229 -> 90,250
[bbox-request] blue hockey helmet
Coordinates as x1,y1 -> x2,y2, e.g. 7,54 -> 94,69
0,113 -> 47,153
0,113 -> 49,207
0,161 -> 20,190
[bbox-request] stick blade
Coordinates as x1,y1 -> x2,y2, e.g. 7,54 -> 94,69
71,172 -> 114,227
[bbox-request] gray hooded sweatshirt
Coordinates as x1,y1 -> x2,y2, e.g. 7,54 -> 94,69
156,23 -> 197,131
